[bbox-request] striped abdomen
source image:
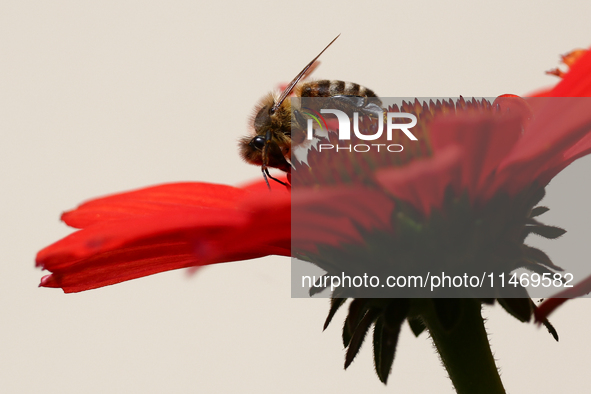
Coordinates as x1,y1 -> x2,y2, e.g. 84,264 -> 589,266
299,80 -> 377,98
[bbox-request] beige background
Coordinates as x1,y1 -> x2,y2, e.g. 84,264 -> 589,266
2,0 -> 591,392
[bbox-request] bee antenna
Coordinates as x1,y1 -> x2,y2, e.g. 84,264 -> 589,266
270,34 -> 341,114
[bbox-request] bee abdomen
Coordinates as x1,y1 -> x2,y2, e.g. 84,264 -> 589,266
300,80 -> 377,98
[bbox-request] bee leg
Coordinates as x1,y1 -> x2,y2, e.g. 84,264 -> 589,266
260,130 -> 288,189
264,167 -> 289,187
260,130 -> 272,190
261,166 -> 271,190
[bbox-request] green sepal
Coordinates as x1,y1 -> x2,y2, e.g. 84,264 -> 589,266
344,309 -> 379,369
342,318 -> 352,348
343,299 -> 369,347
324,298 -> 346,331
542,318 -> 559,342
407,317 -> 426,337
530,188 -> 546,207
531,301 -> 559,341
517,260 -> 557,276
524,224 -> 566,240
530,206 -> 550,218
523,245 -> 564,271
498,296 -> 532,323
383,299 -> 410,330
372,301 -> 408,384
373,317 -> 385,378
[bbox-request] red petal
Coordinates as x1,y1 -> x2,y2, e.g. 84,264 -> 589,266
548,48 -> 591,97
291,188 -> 393,232
535,274 -> 591,322
429,112 -> 524,201
37,181 -> 293,293
497,97 -> 591,192
289,187 -> 394,251
39,240 -> 280,293
37,207 -> 257,291
40,241 -> 199,293
62,182 -> 249,229
209,192 -> 292,259
528,87 -> 553,97
375,145 -> 461,216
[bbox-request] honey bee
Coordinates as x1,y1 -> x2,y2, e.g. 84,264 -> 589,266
239,34 -> 382,187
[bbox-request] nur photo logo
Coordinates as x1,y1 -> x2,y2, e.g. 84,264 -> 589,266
302,105 -> 419,153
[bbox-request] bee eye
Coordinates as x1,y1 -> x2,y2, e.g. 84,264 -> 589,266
250,135 -> 266,150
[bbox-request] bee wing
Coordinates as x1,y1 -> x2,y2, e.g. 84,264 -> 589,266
302,60 -> 321,79
328,95 -> 384,118
271,34 -> 340,113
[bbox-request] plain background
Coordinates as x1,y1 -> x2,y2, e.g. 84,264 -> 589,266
2,1 -> 591,392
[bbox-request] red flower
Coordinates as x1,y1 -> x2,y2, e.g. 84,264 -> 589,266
36,45 -> 591,390
37,47 -> 591,299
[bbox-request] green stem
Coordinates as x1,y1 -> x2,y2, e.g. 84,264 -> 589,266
420,299 -> 505,394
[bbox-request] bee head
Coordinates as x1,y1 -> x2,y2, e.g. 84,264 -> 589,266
238,133 -> 291,173
253,102 -> 273,134
252,96 -> 292,136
